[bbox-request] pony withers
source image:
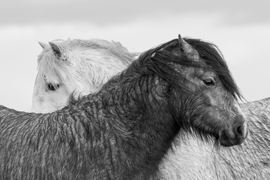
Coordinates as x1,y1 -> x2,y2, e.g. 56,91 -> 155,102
32,38 -> 137,113
0,35 -> 247,179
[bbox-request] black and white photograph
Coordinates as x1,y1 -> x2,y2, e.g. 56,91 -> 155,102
0,0 -> 269,179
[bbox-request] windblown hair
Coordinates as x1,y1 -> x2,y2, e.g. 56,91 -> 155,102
117,38 -> 241,100
65,39 -> 137,66
37,38 -> 138,91
185,38 -> 242,99
37,38 -> 137,64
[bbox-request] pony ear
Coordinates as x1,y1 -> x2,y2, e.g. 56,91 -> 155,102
49,42 -> 66,60
178,34 -> 199,60
38,42 -> 47,49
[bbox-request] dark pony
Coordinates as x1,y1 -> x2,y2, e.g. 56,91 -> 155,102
0,35 -> 247,179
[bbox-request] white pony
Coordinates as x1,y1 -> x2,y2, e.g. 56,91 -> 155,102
32,38 -> 137,113
32,37 -> 270,179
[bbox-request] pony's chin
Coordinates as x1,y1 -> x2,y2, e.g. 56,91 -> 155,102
219,137 -> 245,147
218,131 -> 246,147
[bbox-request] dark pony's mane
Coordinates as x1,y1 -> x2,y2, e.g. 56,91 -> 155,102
116,37 -> 241,101
136,38 -> 242,99
184,38 -> 242,100
119,39 -> 200,92
74,37 -> 242,109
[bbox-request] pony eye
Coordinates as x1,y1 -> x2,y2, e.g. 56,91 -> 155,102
47,83 -> 60,91
203,78 -> 215,86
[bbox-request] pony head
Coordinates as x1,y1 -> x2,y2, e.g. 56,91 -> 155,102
134,35 -> 248,147
32,38 -> 137,113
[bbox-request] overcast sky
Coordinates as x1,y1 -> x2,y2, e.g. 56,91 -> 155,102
0,0 -> 270,111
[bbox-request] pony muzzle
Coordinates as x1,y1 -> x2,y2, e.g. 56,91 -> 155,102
219,119 -> 248,147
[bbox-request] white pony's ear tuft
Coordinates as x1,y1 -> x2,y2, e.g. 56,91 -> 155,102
49,42 -> 66,60
38,42 -> 47,49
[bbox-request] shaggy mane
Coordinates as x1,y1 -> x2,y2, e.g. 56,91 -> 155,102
36,38 -> 138,92
185,38 -> 242,100
55,38 -> 138,66
127,38 -> 242,100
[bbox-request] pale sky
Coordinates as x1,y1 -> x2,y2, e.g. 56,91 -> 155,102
0,0 -> 270,111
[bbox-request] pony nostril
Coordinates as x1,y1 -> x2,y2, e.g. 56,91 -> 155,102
233,115 -> 247,138
236,126 -> 243,136
233,123 -> 248,139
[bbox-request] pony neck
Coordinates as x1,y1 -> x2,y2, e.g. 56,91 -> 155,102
78,72 -> 181,178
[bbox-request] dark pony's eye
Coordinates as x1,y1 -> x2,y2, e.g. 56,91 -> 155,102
47,83 -> 60,91
203,78 -> 215,86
